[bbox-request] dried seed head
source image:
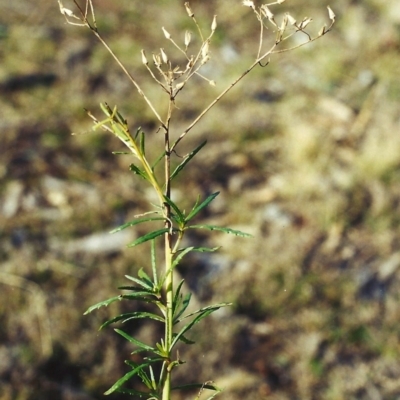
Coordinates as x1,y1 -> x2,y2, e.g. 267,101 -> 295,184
162,27 -> 171,40
201,41 -> 209,60
141,49 -> 148,65
242,0 -> 255,9
280,14 -> 288,33
175,82 -> 185,91
184,2 -> 194,17
58,0 -> 76,18
209,80 -> 216,87
186,56 -> 194,70
153,53 -> 161,66
61,7 -> 75,17
201,55 -> 210,65
261,5 -> 274,20
286,13 -> 297,26
299,17 -> 312,29
327,6 -> 335,21
160,48 -> 168,64
318,25 -> 326,36
184,30 -> 191,47
211,15 -> 217,32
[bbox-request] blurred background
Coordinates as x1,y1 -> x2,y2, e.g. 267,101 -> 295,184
1,0 -> 400,399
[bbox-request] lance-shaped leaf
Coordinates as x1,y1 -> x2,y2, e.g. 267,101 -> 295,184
174,333 -> 195,345
110,217 -> 165,234
115,329 -> 156,352
172,279 -> 186,316
151,240 -> 159,287
170,303 -> 230,349
163,195 -> 185,225
129,163 -> 148,180
125,359 -> 163,391
100,311 -> 164,329
139,130 -> 145,155
172,382 -> 221,392
187,224 -> 253,238
118,285 -> 157,294
172,246 -> 194,269
127,228 -> 170,247
185,192 -> 219,222
120,292 -> 162,302
173,292 -> 192,324
159,247 -> 194,288
104,361 -> 152,395
124,271 -> 154,291
170,140 -> 207,180
83,296 -> 122,315
189,246 -> 221,253
177,302 -> 231,322
138,267 -> 154,287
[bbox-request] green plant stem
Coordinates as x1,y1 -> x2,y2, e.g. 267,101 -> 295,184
162,101 -> 173,400
162,238 -> 173,400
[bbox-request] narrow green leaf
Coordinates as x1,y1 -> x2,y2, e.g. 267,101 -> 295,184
134,126 -> 141,140
174,333 -> 195,345
155,340 -> 168,357
172,246 -> 194,269
121,312 -> 164,324
173,281 -> 185,311
100,102 -> 113,117
120,292 -> 161,302
129,163 -> 148,180
114,107 -> 126,124
151,240 -> 158,287
110,217 -> 164,234
138,267 -> 153,284
185,192 -> 219,222
179,302 -> 232,321
148,365 -> 156,390
83,296 -> 121,315
173,293 -> 192,323
170,140 -> 207,180
186,246 -> 221,253
125,360 -> 152,389
172,382 -> 221,392
171,306 -> 225,349
172,279 -> 185,316
118,285 -> 154,292
126,359 -> 163,391
127,228 -> 170,247
187,224 -> 253,238
140,130 -> 145,155
104,363 -> 150,395
124,273 -> 153,290
100,312 -> 164,329
159,247 -> 194,289
111,118 -> 130,142
163,195 -> 185,225
115,329 -> 155,352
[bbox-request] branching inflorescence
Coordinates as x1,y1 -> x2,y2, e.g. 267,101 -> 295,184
57,1 -> 335,399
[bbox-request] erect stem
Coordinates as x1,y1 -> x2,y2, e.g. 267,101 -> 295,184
162,96 -> 174,400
